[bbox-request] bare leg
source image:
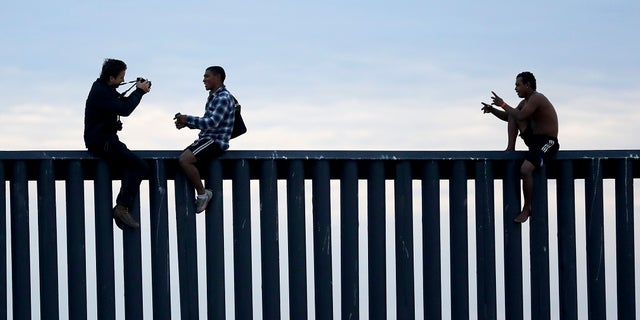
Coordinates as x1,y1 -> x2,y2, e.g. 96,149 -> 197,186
514,160 -> 536,223
179,150 -> 205,195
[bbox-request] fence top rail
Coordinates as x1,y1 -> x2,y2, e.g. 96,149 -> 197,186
1,149 -> 640,161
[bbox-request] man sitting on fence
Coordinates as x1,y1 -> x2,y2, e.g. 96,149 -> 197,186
173,66 -> 236,213
481,71 -> 559,223
84,58 -> 151,229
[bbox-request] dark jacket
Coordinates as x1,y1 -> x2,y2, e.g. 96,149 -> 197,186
83,79 -> 146,148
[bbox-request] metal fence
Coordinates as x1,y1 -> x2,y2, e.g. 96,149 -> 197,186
1,150 -> 638,319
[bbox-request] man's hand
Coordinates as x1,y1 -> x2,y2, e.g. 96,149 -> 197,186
481,102 -> 493,113
174,113 -> 187,129
136,80 -> 152,93
490,91 -> 504,107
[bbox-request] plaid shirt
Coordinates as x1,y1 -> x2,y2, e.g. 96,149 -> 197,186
186,85 -> 235,150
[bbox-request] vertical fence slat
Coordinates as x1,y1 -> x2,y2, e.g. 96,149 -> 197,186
475,160 -> 496,319
0,161 -> 6,320
312,160 -> 333,319
341,160 -> 359,319
422,160 -> 441,319
11,160 -> 31,319
66,160 -> 88,319
38,159 -> 59,318
368,161 -> 386,320
260,160 -> 281,319
557,160 -> 578,318
503,160 -> 523,319
616,158 -> 635,318
233,159 -> 253,319
530,167 -> 550,319
94,160 -> 116,319
123,195 -> 143,319
395,160 -> 415,319
287,159 -> 308,319
149,159 -> 171,319
585,158 -> 606,318
450,160 -> 469,319
206,159 -> 225,319
174,170 -> 199,320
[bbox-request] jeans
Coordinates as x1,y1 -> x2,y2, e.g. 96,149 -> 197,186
88,139 -> 149,208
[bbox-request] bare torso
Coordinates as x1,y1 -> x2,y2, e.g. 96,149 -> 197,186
516,92 -> 558,137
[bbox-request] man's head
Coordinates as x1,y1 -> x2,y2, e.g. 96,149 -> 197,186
515,71 -> 536,98
99,58 -> 127,87
203,66 -> 226,91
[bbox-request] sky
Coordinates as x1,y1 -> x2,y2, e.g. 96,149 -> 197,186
2,1 -> 640,319
1,1 -> 639,152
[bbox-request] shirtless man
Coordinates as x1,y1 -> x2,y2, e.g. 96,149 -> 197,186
481,71 -> 559,223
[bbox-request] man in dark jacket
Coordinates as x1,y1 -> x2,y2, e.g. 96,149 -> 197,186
84,58 -> 151,230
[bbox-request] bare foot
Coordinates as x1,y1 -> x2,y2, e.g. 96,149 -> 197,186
513,207 -> 530,223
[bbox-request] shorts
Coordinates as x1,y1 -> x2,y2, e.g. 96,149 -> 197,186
522,135 -> 559,168
185,138 -> 225,162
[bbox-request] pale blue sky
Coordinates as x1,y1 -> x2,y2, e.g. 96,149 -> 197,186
2,2 -> 640,318
1,1 -> 639,151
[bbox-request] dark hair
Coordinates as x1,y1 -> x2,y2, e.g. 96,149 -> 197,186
206,66 -> 226,82
99,59 -> 127,82
517,71 -> 536,91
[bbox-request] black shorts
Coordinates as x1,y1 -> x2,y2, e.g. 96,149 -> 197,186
522,135 -> 559,168
185,138 -> 224,162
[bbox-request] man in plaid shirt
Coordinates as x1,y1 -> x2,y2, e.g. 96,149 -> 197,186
174,66 -> 236,213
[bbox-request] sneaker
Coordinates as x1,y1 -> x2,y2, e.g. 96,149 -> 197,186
195,189 -> 213,213
113,205 -> 140,229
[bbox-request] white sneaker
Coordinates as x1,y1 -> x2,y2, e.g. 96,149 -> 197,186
195,189 -> 213,213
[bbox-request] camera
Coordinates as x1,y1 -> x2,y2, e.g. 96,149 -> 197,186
119,77 -> 152,87
136,77 -> 151,87
117,76 -> 151,97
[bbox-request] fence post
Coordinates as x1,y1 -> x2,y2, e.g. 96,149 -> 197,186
368,160 -> 386,320
233,159 -> 253,319
395,160 -> 415,319
530,167 -> 550,319
174,170 -> 199,320
149,159 -> 171,319
11,161 -> 31,319
123,195 -> 143,319
450,160 -> 469,319
475,160 -> 496,319
287,159 -> 308,319
0,161 -> 6,319
502,159 -> 523,320
557,160 -> 578,318
312,160 -> 333,319
616,158 -> 635,318
38,159 -> 60,319
206,159 -> 226,319
94,160 -> 116,319
260,159 -> 281,319
341,160 -> 359,319
585,158 -> 606,318
422,160 -> 442,319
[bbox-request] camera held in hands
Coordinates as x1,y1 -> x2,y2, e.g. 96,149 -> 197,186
136,77 -> 151,87
118,76 -> 151,97
120,77 -> 151,87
